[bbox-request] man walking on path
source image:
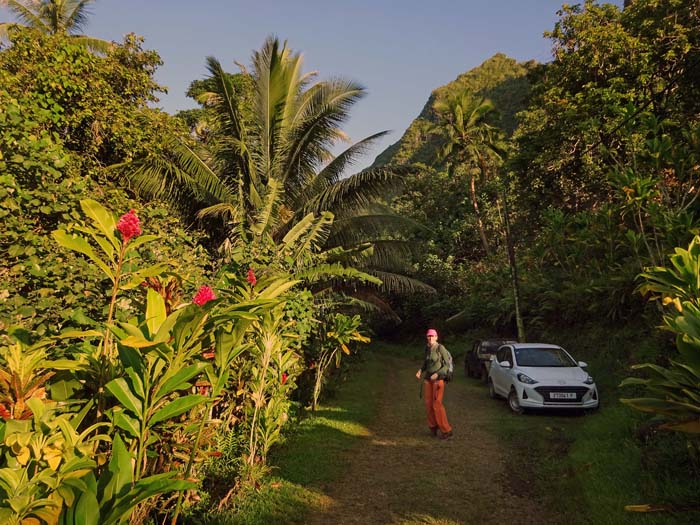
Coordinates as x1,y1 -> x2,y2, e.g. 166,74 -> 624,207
416,328 -> 453,439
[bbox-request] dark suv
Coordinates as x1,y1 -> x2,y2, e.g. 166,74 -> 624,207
465,339 -> 517,381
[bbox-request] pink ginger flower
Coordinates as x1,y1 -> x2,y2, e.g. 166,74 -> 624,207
193,285 -> 216,306
247,268 -> 257,287
116,209 -> 141,242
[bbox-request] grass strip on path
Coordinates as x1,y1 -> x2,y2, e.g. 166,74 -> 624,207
216,351 -> 387,525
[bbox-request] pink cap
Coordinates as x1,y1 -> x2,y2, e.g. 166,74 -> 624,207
426,328 -> 438,337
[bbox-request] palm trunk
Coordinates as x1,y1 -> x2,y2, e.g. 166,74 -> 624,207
501,185 -> 525,342
469,173 -> 491,257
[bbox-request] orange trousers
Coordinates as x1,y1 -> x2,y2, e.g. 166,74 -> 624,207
423,379 -> 451,434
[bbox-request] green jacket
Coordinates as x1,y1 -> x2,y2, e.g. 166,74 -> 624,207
420,343 -> 450,380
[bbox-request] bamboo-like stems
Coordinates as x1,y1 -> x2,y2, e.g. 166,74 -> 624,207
171,404 -> 210,525
97,241 -> 127,419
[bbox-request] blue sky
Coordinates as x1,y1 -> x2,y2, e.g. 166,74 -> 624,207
2,0 -> 624,169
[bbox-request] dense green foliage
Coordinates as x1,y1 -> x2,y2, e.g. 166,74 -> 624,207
120,37 -> 427,322
383,0 -> 700,332
0,24 -> 379,524
0,30 -> 211,335
3,0 -> 700,521
379,3 -> 700,513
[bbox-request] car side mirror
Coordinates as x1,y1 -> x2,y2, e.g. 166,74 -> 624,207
499,361 -> 511,369
578,361 -> 588,368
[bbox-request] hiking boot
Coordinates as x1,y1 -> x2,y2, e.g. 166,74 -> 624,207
429,427 -> 438,437
440,430 -> 453,440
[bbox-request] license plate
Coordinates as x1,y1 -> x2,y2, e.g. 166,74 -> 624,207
550,392 -> 576,399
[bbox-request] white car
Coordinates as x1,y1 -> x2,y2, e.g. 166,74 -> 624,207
487,343 -> 599,413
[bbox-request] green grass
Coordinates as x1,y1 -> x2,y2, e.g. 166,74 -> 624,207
194,351 -> 386,525
271,353 -> 384,486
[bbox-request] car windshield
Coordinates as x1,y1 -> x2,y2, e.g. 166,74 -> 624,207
514,347 -> 577,367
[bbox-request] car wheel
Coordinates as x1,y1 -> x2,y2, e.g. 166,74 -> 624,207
508,388 -> 524,414
488,378 -> 498,399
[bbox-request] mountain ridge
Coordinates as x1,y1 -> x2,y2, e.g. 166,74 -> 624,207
371,53 -> 535,169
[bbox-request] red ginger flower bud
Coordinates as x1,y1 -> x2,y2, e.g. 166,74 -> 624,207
281,372 -> 288,385
117,209 -> 141,242
247,268 -> 257,286
193,285 -> 216,306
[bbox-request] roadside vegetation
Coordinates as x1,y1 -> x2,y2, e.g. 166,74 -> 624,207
479,323 -> 700,524
1,0 -> 700,523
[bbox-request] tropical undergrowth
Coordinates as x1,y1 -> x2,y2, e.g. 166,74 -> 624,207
182,349 -> 385,525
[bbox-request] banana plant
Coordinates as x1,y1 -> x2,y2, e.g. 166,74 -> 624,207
621,236 -> 700,433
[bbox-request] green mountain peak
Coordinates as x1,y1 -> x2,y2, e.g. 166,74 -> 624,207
371,53 -> 535,168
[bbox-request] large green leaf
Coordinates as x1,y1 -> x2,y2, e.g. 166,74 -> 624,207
153,308 -> 186,344
154,363 -> 208,402
98,434 -> 133,508
145,288 -> 167,337
60,472 -> 99,525
50,378 -> 84,403
80,199 -> 118,249
105,378 -> 143,415
0,467 -> 22,493
123,234 -> 159,253
121,263 -> 170,290
150,394 -> 208,425
118,336 -> 161,349
116,345 -> 145,376
125,368 -> 146,400
110,410 -> 139,439
52,230 -> 115,281
101,473 -> 195,525
75,224 -> 116,262
54,329 -> 104,340
62,481 -> 99,525
256,277 -> 300,299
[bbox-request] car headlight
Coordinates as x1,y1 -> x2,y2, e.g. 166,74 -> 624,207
517,373 -> 538,384
583,375 -> 594,385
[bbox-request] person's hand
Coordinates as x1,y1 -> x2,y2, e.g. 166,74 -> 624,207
430,373 -> 438,381
415,370 -> 422,379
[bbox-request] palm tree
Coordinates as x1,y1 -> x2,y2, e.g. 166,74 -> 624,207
0,0 -> 110,53
433,91 -> 502,256
116,37 -> 428,313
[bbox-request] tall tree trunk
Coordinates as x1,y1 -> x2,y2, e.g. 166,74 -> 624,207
501,182 -> 525,342
469,173 -> 491,257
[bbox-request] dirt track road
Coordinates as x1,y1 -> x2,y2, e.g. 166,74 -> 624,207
305,355 -> 562,525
